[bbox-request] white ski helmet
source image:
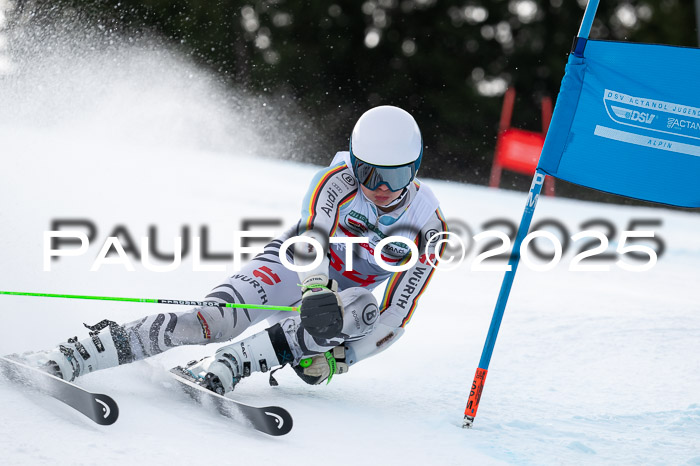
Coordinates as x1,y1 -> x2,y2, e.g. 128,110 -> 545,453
350,105 -> 423,192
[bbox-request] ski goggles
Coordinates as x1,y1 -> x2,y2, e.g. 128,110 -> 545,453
350,154 -> 421,192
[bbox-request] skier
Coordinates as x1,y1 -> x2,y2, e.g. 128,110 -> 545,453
20,105 -> 449,394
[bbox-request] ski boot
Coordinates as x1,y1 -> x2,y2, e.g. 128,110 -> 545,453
175,323 -> 294,395
17,320 -> 133,381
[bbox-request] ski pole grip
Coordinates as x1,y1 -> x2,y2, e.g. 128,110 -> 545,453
462,367 -> 488,428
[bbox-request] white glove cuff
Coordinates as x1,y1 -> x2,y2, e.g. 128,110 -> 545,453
295,230 -> 330,286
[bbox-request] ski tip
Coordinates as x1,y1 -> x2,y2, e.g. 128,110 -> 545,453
1,356 -> 120,426
168,366 -> 293,436
92,394 -> 119,426
259,406 -> 293,436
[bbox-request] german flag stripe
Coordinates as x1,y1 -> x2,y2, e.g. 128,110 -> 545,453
396,209 -> 447,326
399,236 -> 427,326
382,209 -> 446,324
436,207 -> 448,232
196,311 -> 211,339
379,253 -> 413,311
435,208 -> 449,256
399,266 -> 436,327
303,164 -> 347,231
413,230 -> 421,248
379,273 -> 402,312
331,191 -> 357,236
338,191 -> 356,210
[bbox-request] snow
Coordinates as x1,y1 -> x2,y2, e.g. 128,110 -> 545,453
1,25 -> 699,466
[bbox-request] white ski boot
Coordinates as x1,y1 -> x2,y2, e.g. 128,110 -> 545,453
177,326 -> 289,395
18,320 -> 132,381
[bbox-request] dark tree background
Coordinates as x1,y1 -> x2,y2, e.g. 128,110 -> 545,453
10,0 -> 698,204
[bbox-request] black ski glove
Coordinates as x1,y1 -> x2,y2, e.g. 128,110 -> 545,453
299,279 -> 344,340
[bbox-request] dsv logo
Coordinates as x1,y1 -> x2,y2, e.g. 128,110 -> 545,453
611,106 -> 656,124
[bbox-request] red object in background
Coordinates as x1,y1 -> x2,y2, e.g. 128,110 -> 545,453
489,87 -> 555,196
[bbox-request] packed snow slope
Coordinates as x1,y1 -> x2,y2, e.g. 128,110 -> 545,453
0,27 -> 699,466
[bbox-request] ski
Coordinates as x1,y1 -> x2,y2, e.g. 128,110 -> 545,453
169,366 -> 293,436
0,356 -> 119,426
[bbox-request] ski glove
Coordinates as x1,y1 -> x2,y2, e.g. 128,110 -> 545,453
299,279 -> 344,340
293,346 -> 348,385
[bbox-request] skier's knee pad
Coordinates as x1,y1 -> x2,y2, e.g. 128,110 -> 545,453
337,287 -> 379,340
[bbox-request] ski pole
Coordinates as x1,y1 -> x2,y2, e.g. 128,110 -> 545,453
462,0 -> 601,430
0,291 -> 299,312
462,170 -> 545,428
